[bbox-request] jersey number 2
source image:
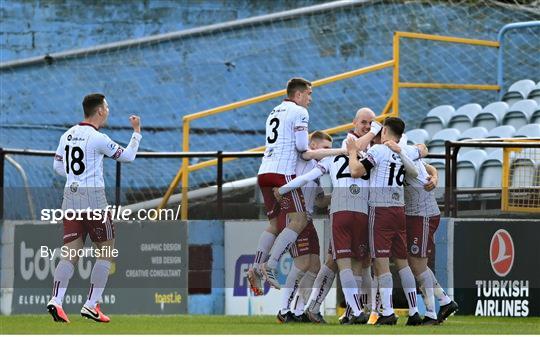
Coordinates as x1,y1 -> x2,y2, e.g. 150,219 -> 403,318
64,145 -> 85,175
334,155 -> 369,180
266,118 -> 280,144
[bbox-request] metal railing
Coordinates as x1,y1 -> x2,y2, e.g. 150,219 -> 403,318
1,147 -> 447,220
165,31 -> 504,220
443,139 -> 540,217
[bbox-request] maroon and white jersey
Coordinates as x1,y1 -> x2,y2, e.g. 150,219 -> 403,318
318,154 -> 369,215
54,123 -> 141,210
295,158 -> 320,217
258,100 -> 309,175
365,144 -> 420,207
404,148 -> 440,216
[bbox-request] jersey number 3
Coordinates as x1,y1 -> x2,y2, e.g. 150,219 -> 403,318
266,118 -> 280,144
64,145 -> 85,175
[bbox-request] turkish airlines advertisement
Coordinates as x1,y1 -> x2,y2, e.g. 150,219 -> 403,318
453,219 -> 540,316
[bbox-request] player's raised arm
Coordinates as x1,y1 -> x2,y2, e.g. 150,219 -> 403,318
98,115 -> 142,163
275,160 -> 328,197
385,140 -> 419,178
346,138 -> 368,178
301,147 -> 347,160
354,120 -> 382,151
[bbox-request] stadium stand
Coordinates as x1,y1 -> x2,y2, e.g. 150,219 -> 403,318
501,99 -> 538,129
427,128 -> 461,154
472,101 -> 509,130
456,149 -> 488,199
419,105 -> 455,137
405,128 -> 430,145
447,103 -> 483,132
502,79 -> 537,106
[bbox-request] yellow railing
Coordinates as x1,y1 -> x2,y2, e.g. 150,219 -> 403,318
159,60 -> 395,219
161,31 -> 502,220
501,139 -> 540,213
391,31 -> 500,115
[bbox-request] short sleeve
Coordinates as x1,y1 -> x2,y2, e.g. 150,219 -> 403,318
294,107 -> 309,131
365,144 -> 382,167
316,156 -> 332,174
96,133 -> 123,159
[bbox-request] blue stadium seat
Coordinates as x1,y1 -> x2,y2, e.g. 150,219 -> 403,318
510,157 -> 538,192
405,128 -> 430,145
530,106 -> 540,125
514,124 -> 540,138
420,105 -> 455,137
479,149 -> 503,191
447,103 -> 482,132
472,101 -> 509,130
502,99 -> 538,129
503,79 -> 536,106
457,150 -> 487,200
527,81 -> 540,105
486,125 -> 516,139
427,128 -> 461,154
457,126 -> 489,154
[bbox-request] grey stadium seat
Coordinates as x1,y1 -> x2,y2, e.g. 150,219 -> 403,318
486,125 -> 516,139
456,149 -> 487,199
503,79 -> 536,106
427,128 -> 461,154
502,99 -> 538,129
457,127 -> 489,154
405,128 -> 430,145
528,81 -> 540,105
420,105 -> 455,137
447,103 -> 482,132
473,101 -> 509,130
514,124 -> 540,138
530,106 -> 540,125
479,149 -> 503,190
510,157 -> 538,199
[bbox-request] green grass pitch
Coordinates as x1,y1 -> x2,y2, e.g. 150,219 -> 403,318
1,315 -> 539,334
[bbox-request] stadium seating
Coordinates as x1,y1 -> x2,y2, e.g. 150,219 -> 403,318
503,79 -> 537,106
427,128 -> 461,153
479,149 -> 503,188
420,105 -> 455,137
447,103 -> 483,132
429,159 -> 446,200
456,149 -> 487,199
528,81 -> 540,105
456,127 -> 489,154
515,124 -> 540,138
472,101 -> 509,130
530,104 -> 540,124
501,99 -> 538,129
405,128 -> 430,145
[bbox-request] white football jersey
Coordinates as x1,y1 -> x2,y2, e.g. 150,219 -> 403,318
404,152 -> 440,216
365,144 -> 420,207
295,158 -> 321,217
54,123 -> 127,210
258,100 -> 309,175
317,155 -> 369,215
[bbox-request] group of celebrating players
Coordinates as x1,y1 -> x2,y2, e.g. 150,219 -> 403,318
248,77 -> 459,326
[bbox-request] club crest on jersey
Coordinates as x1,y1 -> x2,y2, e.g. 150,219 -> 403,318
70,182 -> 79,192
392,192 -> 400,201
349,184 -> 360,195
